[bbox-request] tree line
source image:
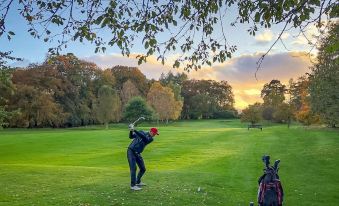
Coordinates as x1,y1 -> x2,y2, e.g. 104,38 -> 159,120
241,23 -> 338,128
0,54 -> 236,128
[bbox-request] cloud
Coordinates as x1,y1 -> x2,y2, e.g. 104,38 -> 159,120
83,51 -> 313,110
83,53 -> 178,80
281,32 -> 290,40
191,52 -> 313,109
8,59 -> 31,68
244,89 -> 261,95
255,30 -> 274,45
291,24 -> 321,46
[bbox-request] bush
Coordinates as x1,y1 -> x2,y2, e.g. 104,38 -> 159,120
123,96 -> 154,121
213,110 -> 238,119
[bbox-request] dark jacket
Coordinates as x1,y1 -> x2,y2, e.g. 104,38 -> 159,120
128,130 -> 154,154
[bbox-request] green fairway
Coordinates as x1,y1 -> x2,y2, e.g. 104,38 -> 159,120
0,120 -> 338,205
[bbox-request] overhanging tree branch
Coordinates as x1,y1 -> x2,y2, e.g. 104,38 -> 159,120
0,0 -> 337,71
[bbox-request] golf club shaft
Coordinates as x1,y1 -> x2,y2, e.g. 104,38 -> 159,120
132,117 -> 145,125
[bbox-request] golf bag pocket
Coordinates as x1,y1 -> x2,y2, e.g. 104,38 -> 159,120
258,180 -> 284,206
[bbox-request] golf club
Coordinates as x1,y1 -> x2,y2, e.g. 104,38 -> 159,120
132,116 -> 145,125
273,159 -> 280,172
128,116 -> 145,130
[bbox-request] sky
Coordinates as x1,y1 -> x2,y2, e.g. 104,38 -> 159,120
1,2 -> 321,110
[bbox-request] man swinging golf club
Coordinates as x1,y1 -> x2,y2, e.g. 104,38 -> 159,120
127,117 -> 159,191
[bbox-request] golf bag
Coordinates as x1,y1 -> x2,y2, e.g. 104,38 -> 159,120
257,155 -> 284,206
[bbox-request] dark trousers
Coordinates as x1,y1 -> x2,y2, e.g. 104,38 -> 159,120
127,148 -> 146,186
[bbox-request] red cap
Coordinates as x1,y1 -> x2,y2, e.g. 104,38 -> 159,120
150,127 -> 159,135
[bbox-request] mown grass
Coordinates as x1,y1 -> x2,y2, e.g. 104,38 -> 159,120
0,120 -> 338,205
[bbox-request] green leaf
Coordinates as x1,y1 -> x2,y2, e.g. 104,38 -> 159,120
74,33 -> 80,41
137,57 -> 143,65
151,24 -> 156,31
149,39 -> 157,47
173,60 -> 180,68
254,12 -> 260,22
329,5 -> 339,18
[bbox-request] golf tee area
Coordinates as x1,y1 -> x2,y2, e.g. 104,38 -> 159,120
0,120 -> 338,205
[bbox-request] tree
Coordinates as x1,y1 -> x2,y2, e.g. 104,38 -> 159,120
289,76 -> 309,112
261,80 -> 286,107
0,106 -> 13,129
261,80 -> 299,123
0,51 -> 22,69
159,71 -> 187,103
93,69 -> 116,96
167,82 -> 184,102
7,54 -> 119,128
120,80 -> 141,107
147,82 -> 183,123
295,102 -> 320,126
288,76 -> 311,126
181,79 -> 234,119
0,68 -> 21,128
189,94 -> 210,119
8,84 -> 66,128
0,68 -> 14,103
261,105 -> 275,121
111,66 -> 149,97
160,71 -> 188,87
2,53 -> 128,128
213,109 -> 238,119
273,103 -> 294,124
1,1 -> 337,70
309,23 -> 339,127
0,67 -> 17,116
285,79 -> 296,127
123,96 -> 154,122
241,103 -> 262,125
46,54 -> 102,126
95,85 -> 121,129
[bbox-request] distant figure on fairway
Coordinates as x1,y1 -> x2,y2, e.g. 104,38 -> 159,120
127,126 -> 159,191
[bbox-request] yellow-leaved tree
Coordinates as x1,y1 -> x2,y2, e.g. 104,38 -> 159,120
147,82 -> 183,123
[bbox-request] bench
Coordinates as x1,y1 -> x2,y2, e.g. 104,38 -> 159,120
248,124 -> 262,131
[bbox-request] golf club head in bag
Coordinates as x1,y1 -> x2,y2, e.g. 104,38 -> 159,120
262,155 -> 270,168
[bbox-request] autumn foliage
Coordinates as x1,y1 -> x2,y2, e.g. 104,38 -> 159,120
0,54 -> 236,128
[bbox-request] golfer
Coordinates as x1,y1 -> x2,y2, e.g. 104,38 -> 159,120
127,126 -> 159,191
